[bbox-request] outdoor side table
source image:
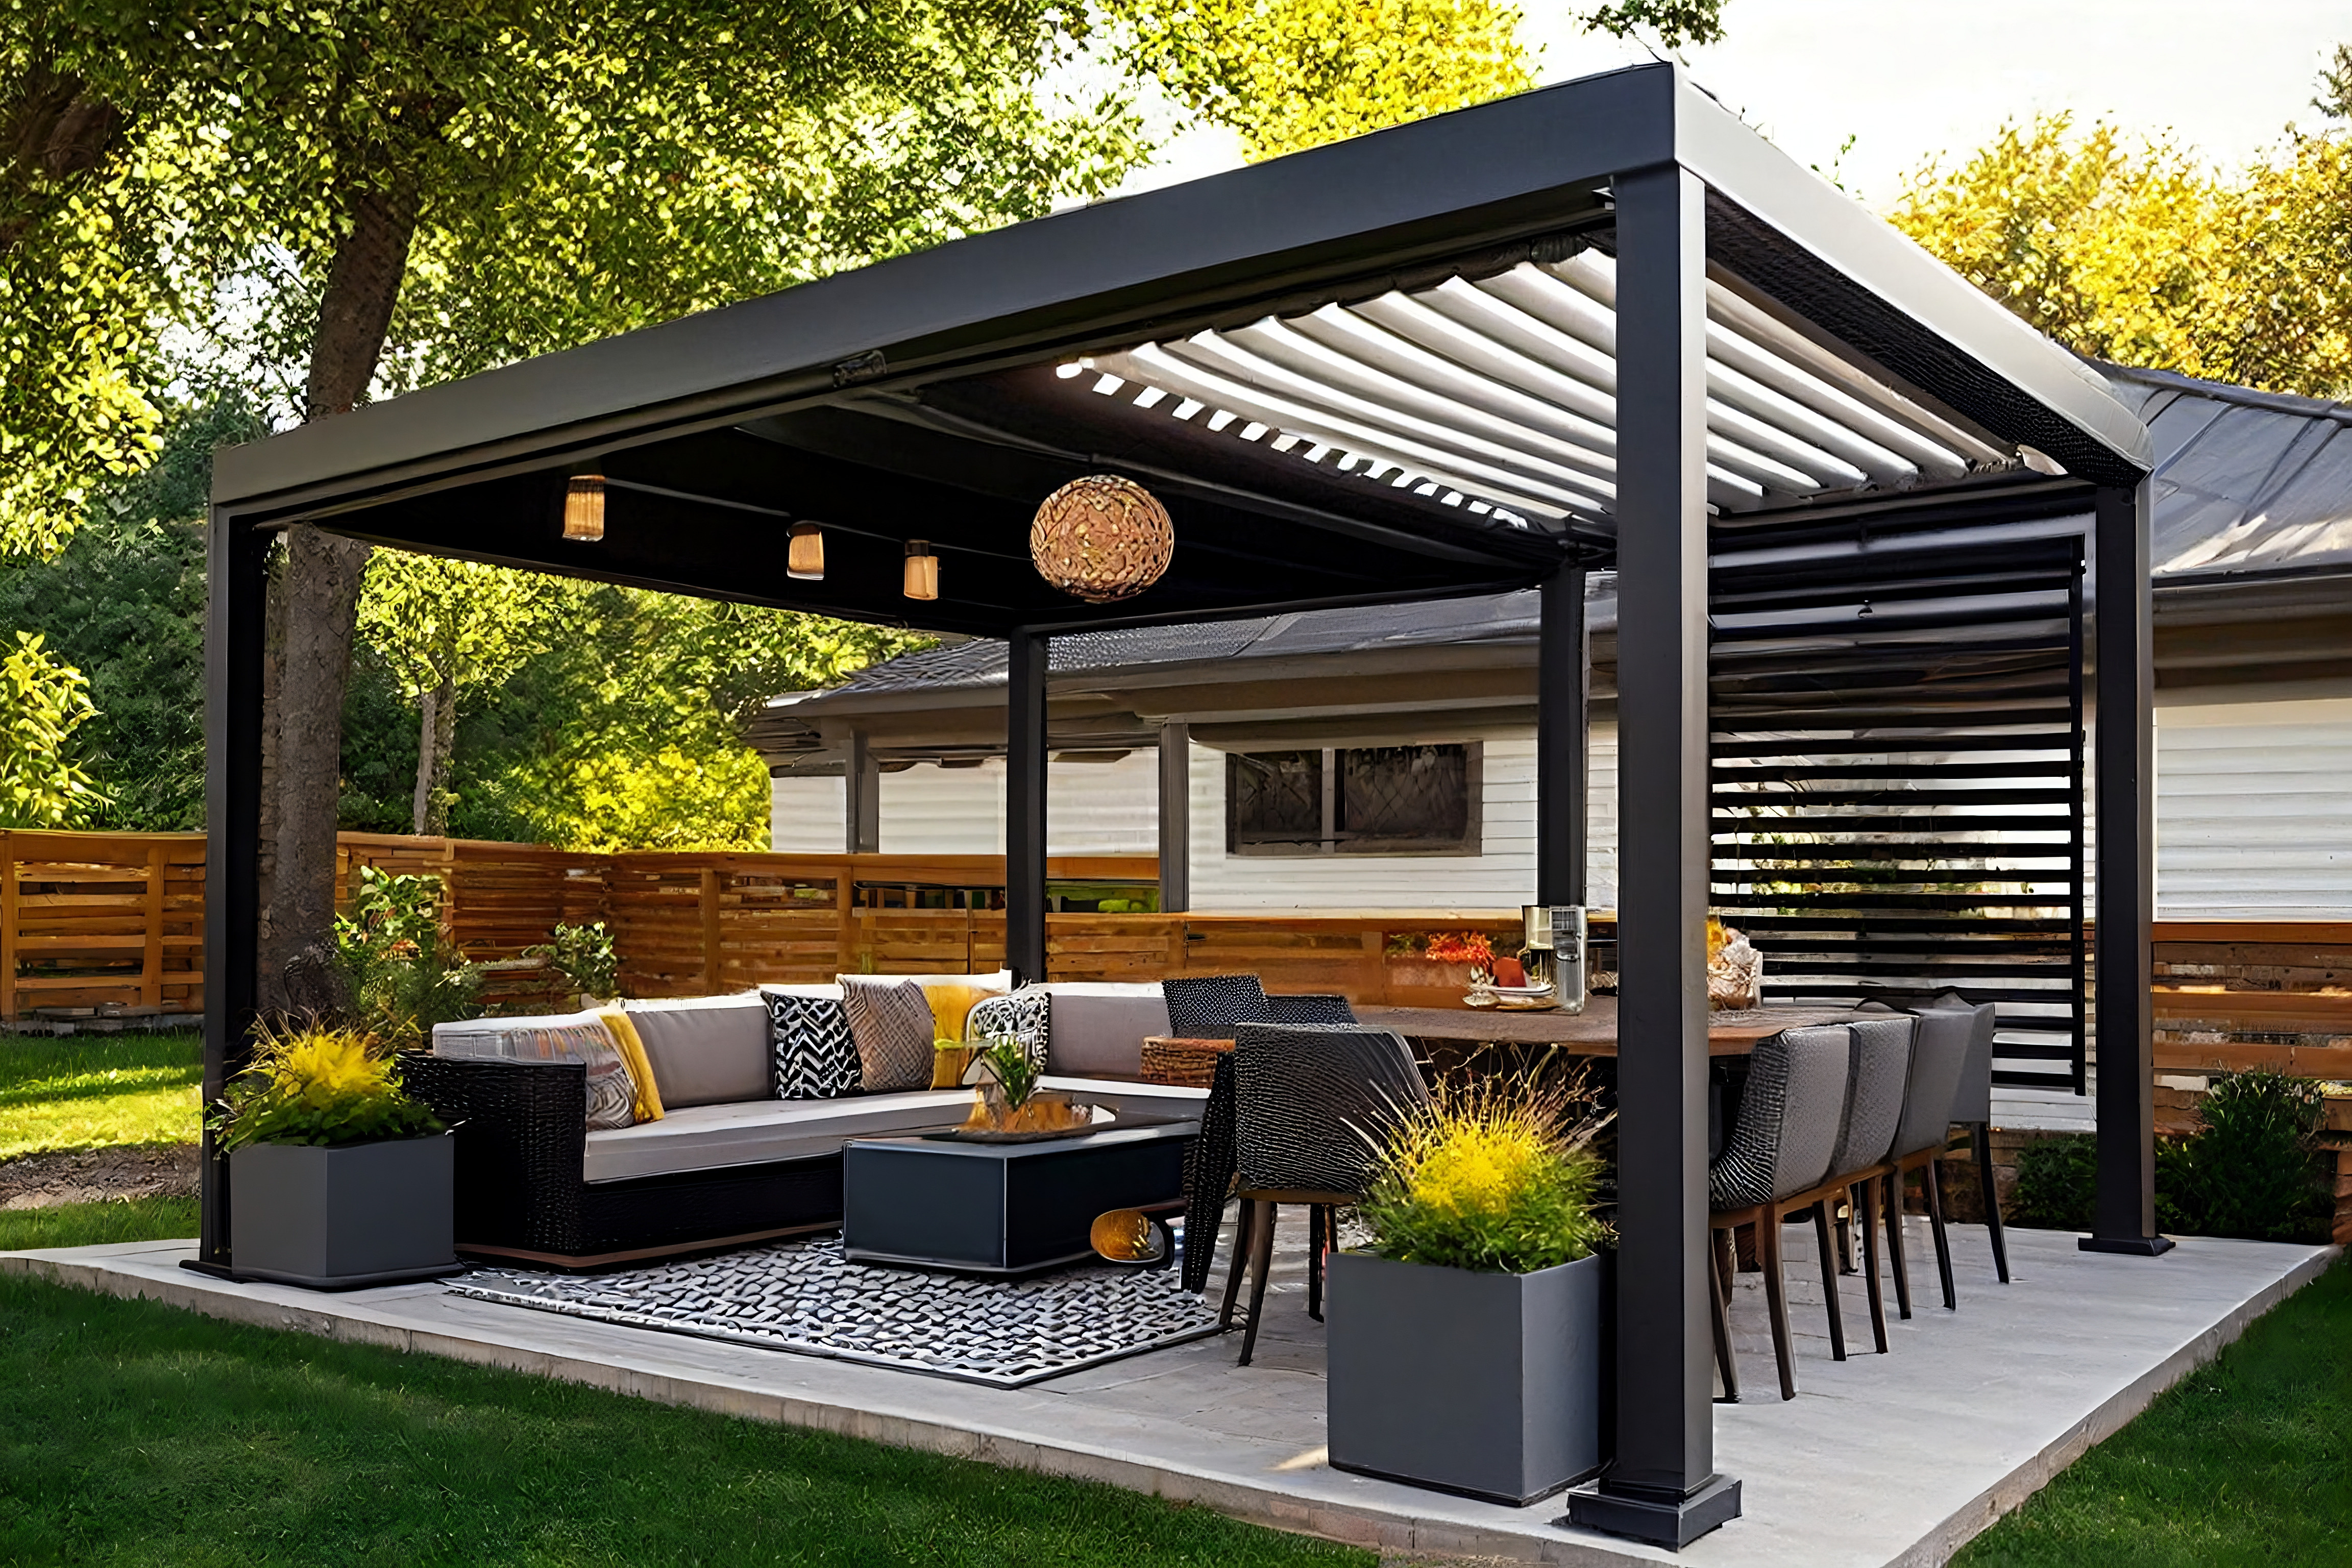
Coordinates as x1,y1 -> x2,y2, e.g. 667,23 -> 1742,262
841,1117 -> 1195,1277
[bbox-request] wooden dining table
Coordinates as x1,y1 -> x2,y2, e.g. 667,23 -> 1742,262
1354,996 -> 1867,1055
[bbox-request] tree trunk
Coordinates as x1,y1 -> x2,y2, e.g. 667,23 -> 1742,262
0,63 -> 129,254
412,675 -> 456,836
254,172 -> 425,1008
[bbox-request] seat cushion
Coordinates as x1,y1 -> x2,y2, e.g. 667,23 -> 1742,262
583,1090 -> 969,1182
580,1075 -> 1208,1182
622,993 -> 772,1109
1046,984 -> 1171,1080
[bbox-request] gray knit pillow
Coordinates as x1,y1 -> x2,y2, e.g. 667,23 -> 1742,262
838,977 -> 937,1093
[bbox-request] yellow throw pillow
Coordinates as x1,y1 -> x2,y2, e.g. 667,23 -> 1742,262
598,1009 -> 666,1123
919,982 -> 1007,1042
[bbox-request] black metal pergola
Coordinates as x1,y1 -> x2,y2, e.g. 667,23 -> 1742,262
201,63 -> 2167,1547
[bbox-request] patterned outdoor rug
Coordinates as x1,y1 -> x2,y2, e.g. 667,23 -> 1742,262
450,1236 -> 1222,1387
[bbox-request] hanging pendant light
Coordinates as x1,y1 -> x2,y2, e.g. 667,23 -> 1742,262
903,540 -> 939,601
787,523 -> 825,580
564,472 -> 606,542
1030,474 -> 1171,603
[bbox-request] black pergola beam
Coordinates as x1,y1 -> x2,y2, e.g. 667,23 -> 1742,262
1536,565 -> 1588,906
1005,629 -> 1048,988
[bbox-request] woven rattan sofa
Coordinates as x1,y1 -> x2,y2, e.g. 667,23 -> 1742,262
406,982 -> 1207,1270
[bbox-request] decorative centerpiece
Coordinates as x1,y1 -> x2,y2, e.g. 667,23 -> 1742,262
1384,929 -> 1500,1001
1327,1071 -> 1612,1504
1707,918 -> 1763,1011
957,1036 -> 1100,1140
210,1025 -> 458,1290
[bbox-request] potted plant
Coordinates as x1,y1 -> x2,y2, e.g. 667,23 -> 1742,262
957,1036 -> 1094,1138
1326,1071 -> 1611,1505
211,1024 -> 461,1290
1382,929 -> 1499,1004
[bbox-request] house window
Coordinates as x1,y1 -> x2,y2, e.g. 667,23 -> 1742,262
1227,744 -> 1480,855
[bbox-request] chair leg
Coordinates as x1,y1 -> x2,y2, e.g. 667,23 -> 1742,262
1810,1202 -> 1848,1363
1760,1207 -> 1797,1401
1835,1199 -> 1857,1275
1217,1199 -> 1254,1330
1237,1200 -> 1278,1365
1925,1158 -> 1957,1312
1884,1170 -> 1914,1321
1974,1123 -> 2012,1284
1857,1179 -> 1889,1354
1708,1223 -> 1740,1403
1712,1223 -> 1738,1308
1306,1204 -> 1326,1323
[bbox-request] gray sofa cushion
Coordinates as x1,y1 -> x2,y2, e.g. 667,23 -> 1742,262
1046,984 -> 1171,1081
622,993 -> 772,1109
579,1074 -> 1209,1182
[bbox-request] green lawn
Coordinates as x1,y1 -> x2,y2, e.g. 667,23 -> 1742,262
0,1195 -> 199,1253
0,1032 -> 202,1159
1955,1254 -> 2351,1567
0,1269 -> 1365,1567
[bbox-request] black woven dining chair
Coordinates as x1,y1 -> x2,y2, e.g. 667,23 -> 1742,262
1213,1022 -> 1430,1365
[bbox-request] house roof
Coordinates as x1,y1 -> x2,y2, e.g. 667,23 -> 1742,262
2103,363 -> 2352,583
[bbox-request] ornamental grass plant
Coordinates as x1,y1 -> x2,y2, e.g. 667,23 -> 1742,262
1358,1069 -> 1611,1275
208,1025 -> 444,1154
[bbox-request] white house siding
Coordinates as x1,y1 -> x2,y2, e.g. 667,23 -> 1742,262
2156,693 -> 2352,919
768,754 -> 1160,856
769,775 -> 844,852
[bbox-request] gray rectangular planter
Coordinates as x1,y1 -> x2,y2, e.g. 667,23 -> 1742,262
1326,1249 -> 1604,1505
230,1135 -> 460,1290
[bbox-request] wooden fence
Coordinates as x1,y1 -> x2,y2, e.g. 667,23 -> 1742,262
12,831 -> 2352,1062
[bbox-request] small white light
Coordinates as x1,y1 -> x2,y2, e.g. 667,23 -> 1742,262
1302,444 -> 1330,463
1468,501 -> 1493,515
1389,471 -> 1415,488
1336,453 -> 1360,472
1270,434 -> 1302,452
1056,362 -> 1085,379
1132,386 -> 1167,409
1206,409 -> 1237,431
1173,399 -> 1205,420
1441,491 -> 1465,506
1414,481 -> 1440,497
1239,422 -> 1268,441
1092,373 -> 1124,396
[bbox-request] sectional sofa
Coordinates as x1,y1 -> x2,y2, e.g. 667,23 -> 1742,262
406,980 -> 1203,1269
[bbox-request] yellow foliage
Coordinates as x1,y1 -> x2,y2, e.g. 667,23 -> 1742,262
552,741 -> 772,853
1118,0 -> 1533,160
1891,115 -> 2352,398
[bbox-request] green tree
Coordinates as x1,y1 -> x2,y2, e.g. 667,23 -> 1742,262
356,552 -> 561,836
1890,100 -> 2352,399
0,630 -> 104,827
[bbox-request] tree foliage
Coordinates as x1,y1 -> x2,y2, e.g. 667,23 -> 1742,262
0,630 -> 104,828
1891,108 -> 2352,398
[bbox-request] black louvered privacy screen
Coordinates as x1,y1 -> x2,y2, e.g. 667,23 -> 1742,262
1708,489 -> 2091,1094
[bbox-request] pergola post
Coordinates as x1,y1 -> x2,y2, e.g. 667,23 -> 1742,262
194,507 -> 268,1273
1157,720 -> 1190,914
1566,162 -> 1741,1547
844,729 -> 880,854
1005,629 -> 1049,987
2084,479 -> 2171,1255
1537,565 -> 1589,906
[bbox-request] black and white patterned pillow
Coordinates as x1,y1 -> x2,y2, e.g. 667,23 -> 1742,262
763,990 -> 862,1100
1161,973 -> 1275,1038
965,987 -> 1049,1072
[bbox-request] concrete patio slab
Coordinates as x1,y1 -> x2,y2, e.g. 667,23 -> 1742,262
4,1217 -> 2334,1567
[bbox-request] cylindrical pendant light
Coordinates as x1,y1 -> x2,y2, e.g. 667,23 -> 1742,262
787,523 -> 824,580
564,473 -> 606,542
903,540 -> 939,601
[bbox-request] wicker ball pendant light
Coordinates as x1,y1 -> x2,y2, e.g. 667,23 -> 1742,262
1029,474 -> 1173,603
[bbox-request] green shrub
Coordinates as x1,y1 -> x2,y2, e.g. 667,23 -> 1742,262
208,1024 -> 443,1153
2004,1072 -> 2329,1243
523,920 -> 619,1000
333,867 -> 482,1046
2178,1071 -> 2330,1243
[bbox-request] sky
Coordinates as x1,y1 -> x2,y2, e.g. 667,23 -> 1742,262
1117,0 -> 2352,207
